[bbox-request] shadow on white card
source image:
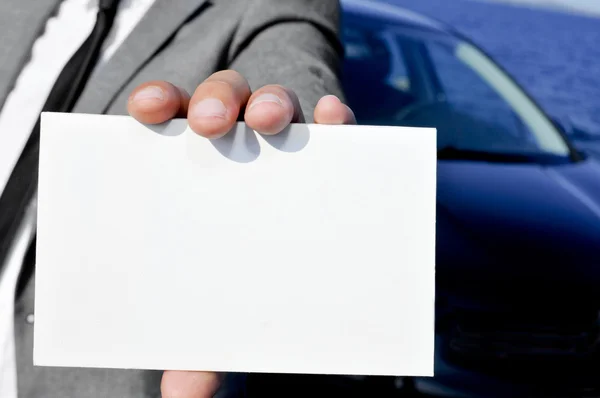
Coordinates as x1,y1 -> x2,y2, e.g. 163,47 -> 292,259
210,124 -> 261,163
261,124 -> 310,153
146,118 -> 188,136
142,119 -> 310,162
209,124 -> 311,162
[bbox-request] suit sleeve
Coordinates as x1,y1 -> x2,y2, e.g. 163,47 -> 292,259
227,0 -> 345,122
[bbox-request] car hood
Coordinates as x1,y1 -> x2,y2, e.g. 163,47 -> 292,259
436,157 -> 600,308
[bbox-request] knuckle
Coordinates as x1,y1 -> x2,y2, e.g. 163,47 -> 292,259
253,84 -> 290,101
196,80 -> 235,98
209,69 -> 240,80
207,70 -> 249,92
262,84 -> 286,91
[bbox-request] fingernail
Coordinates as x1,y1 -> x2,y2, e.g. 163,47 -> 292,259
192,98 -> 227,119
132,86 -> 164,102
249,93 -> 283,110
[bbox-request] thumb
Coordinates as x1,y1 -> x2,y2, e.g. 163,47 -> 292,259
161,370 -> 222,398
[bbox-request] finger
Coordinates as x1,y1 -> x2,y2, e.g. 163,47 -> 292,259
187,70 -> 251,139
314,95 -> 357,125
244,85 -> 305,135
128,81 -> 190,124
161,370 -> 222,398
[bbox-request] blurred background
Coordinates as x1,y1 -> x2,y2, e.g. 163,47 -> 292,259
335,0 -> 600,397
340,0 -> 600,156
391,0 -> 600,153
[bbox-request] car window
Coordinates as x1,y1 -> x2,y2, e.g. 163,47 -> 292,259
344,27 -> 374,60
425,42 -> 546,151
428,42 -> 523,134
344,27 -> 412,92
341,24 -> 570,157
341,26 -> 417,125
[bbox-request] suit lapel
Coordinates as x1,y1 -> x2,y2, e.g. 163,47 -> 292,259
0,0 -> 62,112
74,0 -> 209,114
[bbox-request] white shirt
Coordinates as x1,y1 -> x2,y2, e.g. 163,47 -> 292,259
0,1 -> 156,396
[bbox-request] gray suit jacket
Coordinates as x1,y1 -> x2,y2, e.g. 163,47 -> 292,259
2,0 -> 344,396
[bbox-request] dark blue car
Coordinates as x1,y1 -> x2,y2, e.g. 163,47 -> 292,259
340,0 -> 600,396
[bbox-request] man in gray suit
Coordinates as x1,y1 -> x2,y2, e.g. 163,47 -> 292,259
0,0 -> 356,397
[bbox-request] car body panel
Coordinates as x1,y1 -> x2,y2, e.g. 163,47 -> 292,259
436,157 -> 600,306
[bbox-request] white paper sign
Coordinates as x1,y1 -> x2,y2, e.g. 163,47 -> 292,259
35,112 -> 436,377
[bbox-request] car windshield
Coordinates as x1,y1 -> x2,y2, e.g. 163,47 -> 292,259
341,23 -> 572,159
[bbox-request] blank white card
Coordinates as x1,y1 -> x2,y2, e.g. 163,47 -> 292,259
35,112 -> 436,376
